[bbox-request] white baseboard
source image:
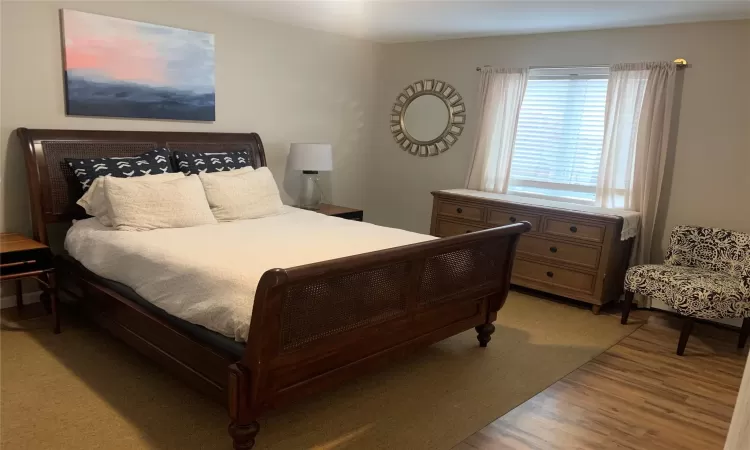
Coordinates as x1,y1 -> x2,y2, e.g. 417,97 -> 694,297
0,291 -> 41,309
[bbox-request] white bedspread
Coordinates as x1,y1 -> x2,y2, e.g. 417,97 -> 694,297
65,206 -> 434,342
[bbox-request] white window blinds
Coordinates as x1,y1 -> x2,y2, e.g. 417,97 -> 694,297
508,67 -> 609,203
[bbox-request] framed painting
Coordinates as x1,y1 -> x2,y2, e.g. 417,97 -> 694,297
60,10 -> 215,121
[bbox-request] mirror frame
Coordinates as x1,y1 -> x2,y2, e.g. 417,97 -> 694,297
390,79 -> 466,157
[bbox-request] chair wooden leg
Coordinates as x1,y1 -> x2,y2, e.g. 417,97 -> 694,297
621,291 -> 634,325
677,317 -> 694,356
48,272 -> 60,334
739,318 -> 750,349
38,273 -> 52,313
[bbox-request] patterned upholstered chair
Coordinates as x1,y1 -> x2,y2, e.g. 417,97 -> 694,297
621,226 -> 750,355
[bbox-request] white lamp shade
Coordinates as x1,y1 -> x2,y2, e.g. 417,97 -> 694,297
288,143 -> 333,171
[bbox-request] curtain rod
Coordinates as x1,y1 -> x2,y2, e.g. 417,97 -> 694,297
475,58 -> 688,71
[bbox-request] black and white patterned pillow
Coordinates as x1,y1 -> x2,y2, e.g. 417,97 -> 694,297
66,148 -> 172,192
173,150 -> 251,175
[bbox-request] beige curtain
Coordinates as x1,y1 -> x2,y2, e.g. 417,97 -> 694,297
596,62 -> 677,306
466,68 -> 528,193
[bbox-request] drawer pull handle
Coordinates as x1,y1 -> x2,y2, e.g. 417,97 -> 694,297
546,271 -> 554,278
569,226 -> 578,233
0,261 -> 36,269
456,207 -> 463,214
549,246 -> 558,253
509,216 -> 517,223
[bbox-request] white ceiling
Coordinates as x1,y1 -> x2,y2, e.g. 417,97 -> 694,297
219,0 -> 750,43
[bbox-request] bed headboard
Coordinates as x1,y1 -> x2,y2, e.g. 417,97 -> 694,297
17,128 -> 267,244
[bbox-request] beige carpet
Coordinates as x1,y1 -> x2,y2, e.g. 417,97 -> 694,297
1,291 -> 638,449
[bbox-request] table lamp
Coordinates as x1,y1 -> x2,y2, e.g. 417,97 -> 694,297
288,143 -> 333,210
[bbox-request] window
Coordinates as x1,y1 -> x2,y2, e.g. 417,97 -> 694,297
508,67 -> 609,204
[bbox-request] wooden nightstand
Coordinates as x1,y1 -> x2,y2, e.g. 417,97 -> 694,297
0,233 -> 59,333
315,204 -> 364,221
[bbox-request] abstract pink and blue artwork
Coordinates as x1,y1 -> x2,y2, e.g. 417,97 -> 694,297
61,10 -> 215,121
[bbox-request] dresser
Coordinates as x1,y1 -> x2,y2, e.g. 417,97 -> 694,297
430,190 -> 637,313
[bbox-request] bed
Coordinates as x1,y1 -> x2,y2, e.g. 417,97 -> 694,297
18,128 -> 530,449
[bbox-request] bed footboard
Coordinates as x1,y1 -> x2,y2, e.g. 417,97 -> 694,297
228,222 -> 530,449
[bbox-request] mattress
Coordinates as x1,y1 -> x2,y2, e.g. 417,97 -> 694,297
93,274 -> 246,358
65,206 -> 435,342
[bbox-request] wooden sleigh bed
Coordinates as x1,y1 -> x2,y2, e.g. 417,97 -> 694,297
18,128 -> 530,449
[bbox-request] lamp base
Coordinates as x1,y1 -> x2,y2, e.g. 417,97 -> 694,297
298,171 -> 322,210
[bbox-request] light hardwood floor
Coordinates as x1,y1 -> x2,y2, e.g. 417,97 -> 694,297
455,309 -> 749,450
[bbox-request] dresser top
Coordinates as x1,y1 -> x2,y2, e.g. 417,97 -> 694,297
434,189 -> 640,240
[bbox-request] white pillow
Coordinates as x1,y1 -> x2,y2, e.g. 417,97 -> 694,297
199,167 -> 284,222
77,173 -> 185,227
204,166 -> 255,177
105,175 -> 217,231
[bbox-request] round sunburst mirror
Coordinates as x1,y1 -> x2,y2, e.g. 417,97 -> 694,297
390,79 -> 466,157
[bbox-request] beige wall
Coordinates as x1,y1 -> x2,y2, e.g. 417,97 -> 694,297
0,1 -> 380,236
367,20 -> 750,262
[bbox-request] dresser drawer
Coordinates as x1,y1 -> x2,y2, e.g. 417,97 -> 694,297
543,218 -> 605,243
512,259 -> 595,294
517,236 -> 600,270
437,201 -> 484,222
435,219 -> 487,237
488,209 -> 540,231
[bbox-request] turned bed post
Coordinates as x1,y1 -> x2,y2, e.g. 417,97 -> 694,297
228,269 -> 286,449
473,230 -> 522,349
228,364 -> 260,449
475,323 -> 496,347
228,420 -> 260,450
475,303 -> 500,348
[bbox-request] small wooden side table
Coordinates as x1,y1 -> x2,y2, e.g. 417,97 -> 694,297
0,233 -> 59,333
315,204 -> 364,221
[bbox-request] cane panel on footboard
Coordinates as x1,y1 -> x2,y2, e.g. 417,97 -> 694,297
418,241 -> 504,306
280,262 -> 410,352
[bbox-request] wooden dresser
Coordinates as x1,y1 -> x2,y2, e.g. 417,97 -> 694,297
430,190 -> 634,313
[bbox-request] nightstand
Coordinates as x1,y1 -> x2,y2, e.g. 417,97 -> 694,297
316,204 -> 364,221
0,233 -> 59,333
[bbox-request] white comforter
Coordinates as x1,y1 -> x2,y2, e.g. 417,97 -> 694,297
65,206 -> 434,341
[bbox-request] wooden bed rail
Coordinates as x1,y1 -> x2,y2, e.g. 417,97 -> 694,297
230,222 -> 530,448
